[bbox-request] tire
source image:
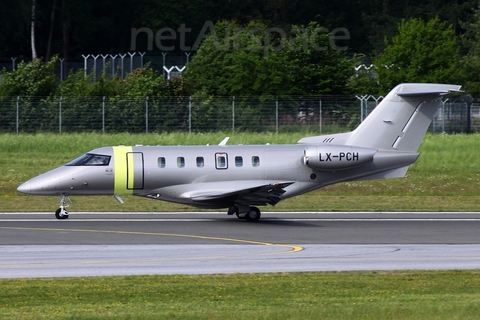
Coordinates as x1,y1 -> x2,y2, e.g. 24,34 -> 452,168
55,208 -> 69,220
245,207 -> 261,222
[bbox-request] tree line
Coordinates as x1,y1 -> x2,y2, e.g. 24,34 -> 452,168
0,16 -> 475,97
1,0 -> 476,58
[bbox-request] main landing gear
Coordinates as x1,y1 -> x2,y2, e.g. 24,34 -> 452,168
55,194 -> 70,220
228,206 -> 261,222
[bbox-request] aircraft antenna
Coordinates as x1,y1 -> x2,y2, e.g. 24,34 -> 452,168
219,137 -> 230,146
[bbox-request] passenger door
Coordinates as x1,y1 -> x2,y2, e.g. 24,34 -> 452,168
126,152 -> 144,189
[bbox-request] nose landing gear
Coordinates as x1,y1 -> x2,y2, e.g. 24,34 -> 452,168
55,194 -> 70,220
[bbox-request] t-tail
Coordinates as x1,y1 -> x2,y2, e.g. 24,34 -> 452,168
298,83 -> 461,181
299,83 -> 461,152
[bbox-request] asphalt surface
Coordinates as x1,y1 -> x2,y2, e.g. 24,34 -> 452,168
1,212 -> 480,277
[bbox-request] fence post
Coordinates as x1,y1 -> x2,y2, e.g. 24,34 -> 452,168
188,96 -> 192,134
16,96 -> 19,134
146,96 -> 149,134
11,57 -> 17,71
101,54 -> 108,75
162,52 -> 167,76
59,58 -> 64,81
139,52 -> 146,68
355,95 -> 367,122
119,54 -> 126,79
59,96 -> 63,134
361,98 -> 365,122
102,96 -> 106,134
441,99 -> 448,133
432,107 -> 436,134
82,54 -> 90,78
110,55 -> 117,77
92,55 -> 99,81
319,99 -> 322,134
232,96 -> 235,133
275,96 -> 279,134
466,95 -> 473,133
128,52 -> 136,73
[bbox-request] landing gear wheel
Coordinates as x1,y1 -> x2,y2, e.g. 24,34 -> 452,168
245,207 -> 261,222
55,194 -> 71,220
55,208 -> 69,220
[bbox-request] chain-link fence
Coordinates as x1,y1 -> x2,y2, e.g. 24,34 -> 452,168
0,95 -> 478,134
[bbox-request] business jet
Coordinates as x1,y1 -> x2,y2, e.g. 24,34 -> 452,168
17,83 -> 460,221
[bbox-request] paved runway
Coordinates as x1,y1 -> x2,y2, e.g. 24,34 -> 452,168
1,212 -> 480,278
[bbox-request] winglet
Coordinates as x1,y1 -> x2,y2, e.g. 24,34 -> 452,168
219,137 -> 230,146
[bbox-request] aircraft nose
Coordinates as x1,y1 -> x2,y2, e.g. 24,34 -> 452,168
17,181 -> 31,194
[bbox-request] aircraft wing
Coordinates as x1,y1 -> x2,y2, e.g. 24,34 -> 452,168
148,181 -> 294,208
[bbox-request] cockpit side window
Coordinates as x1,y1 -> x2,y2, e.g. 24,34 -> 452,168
65,153 -> 111,166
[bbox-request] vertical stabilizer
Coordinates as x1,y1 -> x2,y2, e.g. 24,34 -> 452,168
346,83 -> 461,151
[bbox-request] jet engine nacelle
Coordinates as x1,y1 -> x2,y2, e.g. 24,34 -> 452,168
303,145 -> 377,171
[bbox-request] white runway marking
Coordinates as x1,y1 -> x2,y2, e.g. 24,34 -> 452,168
2,219 -> 480,222
0,219 -> 217,222
2,211 -> 480,215
1,211 -> 480,222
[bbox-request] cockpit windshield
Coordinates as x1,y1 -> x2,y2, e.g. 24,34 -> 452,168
65,153 -> 111,166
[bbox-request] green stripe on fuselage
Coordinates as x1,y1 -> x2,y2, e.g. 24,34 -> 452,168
113,146 -> 133,195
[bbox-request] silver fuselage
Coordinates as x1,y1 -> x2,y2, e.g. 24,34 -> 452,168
17,143 -> 417,209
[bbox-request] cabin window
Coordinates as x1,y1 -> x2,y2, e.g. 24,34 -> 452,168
215,153 -> 228,169
157,157 -> 166,168
177,157 -> 185,168
235,156 -> 243,167
196,157 -> 204,168
252,156 -> 260,167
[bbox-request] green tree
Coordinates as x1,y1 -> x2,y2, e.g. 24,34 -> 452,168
186,21 -> 354,97
360,0 -> 475,54
0,58 -> 59,133
185,20 -> 293,97
284,22 -> 355,95
346,56 -> 381,95
460,4 -> 480,96
374,17 -> 464,94
0,58 -> 59,97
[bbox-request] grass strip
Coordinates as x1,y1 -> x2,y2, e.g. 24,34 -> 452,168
1,270 -> 479,319
1,132 -> 480,212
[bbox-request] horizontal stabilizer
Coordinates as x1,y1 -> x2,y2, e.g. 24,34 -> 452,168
396,91 -> 455,97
